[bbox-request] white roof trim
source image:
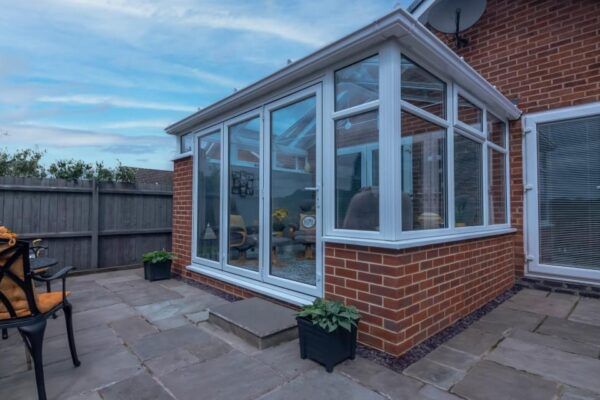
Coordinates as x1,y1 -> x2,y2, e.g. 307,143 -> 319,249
166,8 -> 520,135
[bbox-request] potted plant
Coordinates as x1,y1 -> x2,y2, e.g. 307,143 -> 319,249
296,298 -> 360,372
142,250 -> 173,281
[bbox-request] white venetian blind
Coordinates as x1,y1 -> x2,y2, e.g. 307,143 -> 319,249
537,114 -> 600,270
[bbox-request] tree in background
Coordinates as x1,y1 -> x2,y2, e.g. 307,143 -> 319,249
0,148 -> 47,178
0,148 -> 136,183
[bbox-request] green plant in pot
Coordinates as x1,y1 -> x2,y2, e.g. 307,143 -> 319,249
296,298 -> 360,372
142,250 -> 174,281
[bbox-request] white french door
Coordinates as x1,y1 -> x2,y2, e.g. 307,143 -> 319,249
524,103 -> 600,283
216,84 -> 323,296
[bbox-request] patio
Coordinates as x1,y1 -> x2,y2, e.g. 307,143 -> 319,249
1,269 -> 599,400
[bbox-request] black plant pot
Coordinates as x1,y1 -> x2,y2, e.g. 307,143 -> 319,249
296,316 -> 358,372
143,260 -> 171,281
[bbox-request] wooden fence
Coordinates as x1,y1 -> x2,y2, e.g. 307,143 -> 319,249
0,176 -> 172,271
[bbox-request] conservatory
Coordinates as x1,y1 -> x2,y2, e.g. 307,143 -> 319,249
167,8 -> 521,305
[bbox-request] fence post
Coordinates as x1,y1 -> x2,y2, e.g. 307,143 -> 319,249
90,179 -> 99,269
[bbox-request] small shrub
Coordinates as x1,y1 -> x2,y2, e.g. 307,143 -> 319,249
142,250 -> 174,264
298,298 -> 360,333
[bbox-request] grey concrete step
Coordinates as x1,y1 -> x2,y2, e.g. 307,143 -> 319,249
208,297 -> 298,349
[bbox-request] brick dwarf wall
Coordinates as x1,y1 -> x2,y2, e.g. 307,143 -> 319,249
431,0 -> 600,276
324,235 -> 514,355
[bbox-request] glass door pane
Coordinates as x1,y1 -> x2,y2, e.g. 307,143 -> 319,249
228,117 -> 260,272
269,96 -> 317,285
537,115 -> 600,270
197,132 -> 221,261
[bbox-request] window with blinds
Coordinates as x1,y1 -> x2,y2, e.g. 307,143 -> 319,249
537,115 -> 600,270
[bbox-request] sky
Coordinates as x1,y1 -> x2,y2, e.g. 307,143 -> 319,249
0,0 -> 410,171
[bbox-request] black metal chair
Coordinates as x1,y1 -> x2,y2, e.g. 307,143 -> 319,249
0,236 -> 80,400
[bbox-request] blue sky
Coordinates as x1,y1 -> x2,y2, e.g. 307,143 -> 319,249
0,0 -> 410,171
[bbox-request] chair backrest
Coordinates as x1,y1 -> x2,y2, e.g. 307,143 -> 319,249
0,238 -> 40,319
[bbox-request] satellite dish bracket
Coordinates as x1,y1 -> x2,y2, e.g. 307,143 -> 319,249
454,9 -> 469,48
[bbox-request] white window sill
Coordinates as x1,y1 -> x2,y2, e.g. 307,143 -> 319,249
185,264 -> 316,306
322,227 -> 516,250
172,152 -> 192,161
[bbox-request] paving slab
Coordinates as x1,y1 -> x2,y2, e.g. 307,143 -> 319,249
0,347 -> 142,400
144,348 -> 201,377
185,310 -> 209,324
136,293 -> 226,323
510,329 -> 600,358
110,316 -> 159,344
476,305 -> 544,334
115,285 -> 184,307
504,292 -> 578,318
151,315 -> 190,330
98,372 -> 173,400
260,368 -> 386,400
252,340 -> 317,379
537,317 -> 600,346
425,345 -> 480,371
443,327 -> 503,356
560,386 -> 600,400
64,391 -> 103,400
45,303 -> 138,339
488,337 -> 600,394
130,324 -> 229,361
404,358 -> 466,390
569,297 -> 600,327
338,357 -> 424,399
209,297 -> 298,349
160,350 -> 285,400
69,285 -> 123,313
418,384 -> 464,400
453,360 -> 559,400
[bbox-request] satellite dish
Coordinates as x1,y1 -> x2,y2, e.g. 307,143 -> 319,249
428,0 -> 486,48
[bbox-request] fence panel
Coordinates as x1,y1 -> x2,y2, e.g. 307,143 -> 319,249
0,177 -> 172,271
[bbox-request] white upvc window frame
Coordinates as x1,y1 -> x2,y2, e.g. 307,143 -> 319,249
323,43 -> 391,240
523,102 -> 600,284
324,43 -> 512,246
192,124 -> 224,270
221,108 -> 264,281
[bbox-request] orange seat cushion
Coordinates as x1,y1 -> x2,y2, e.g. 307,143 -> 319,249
0,291 -> 70,320
0,241 -> 70,321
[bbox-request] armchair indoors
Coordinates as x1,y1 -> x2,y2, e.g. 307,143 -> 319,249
0,232 -> 80,400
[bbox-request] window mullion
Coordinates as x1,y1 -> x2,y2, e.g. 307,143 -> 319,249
379,40 -> 402,240
483,141 -> 490,227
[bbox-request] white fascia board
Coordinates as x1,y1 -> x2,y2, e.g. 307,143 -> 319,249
166,8 -> 521,135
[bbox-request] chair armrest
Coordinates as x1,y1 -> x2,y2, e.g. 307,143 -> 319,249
32,266 -> 74,300
32,266 -> 73,282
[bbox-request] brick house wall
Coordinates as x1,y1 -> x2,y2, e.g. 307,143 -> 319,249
170,0 -> 599,357
432,0 -> 600,277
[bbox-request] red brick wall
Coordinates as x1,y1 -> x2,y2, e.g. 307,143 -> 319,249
430,0 -> 600,277
324,235 -> 515,355
172,156 -> 193,276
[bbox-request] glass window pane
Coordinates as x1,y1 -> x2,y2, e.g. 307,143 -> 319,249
335,110 -> 379,231
197,132 -> 221,261
335,55 -> 379,111
488,148 -> 507,224
180,133 -> 192,153
454,134 -> 483,227
487,112 -> 506,148
228,117 -> 260,271
458,95 -> 483,131
401,56 -> 446,119
270,96 -> 317,286
401,111 -> 447,231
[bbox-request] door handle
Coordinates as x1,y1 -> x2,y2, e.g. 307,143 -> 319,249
304,187 -> 318,192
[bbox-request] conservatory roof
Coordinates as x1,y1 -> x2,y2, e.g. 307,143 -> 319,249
166,7 -> 521,135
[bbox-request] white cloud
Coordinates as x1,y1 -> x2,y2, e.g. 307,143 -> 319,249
1,123 -> 171,148
37,95 -> 197,113
54,0 -> 327,46
99,119 -> 173,129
